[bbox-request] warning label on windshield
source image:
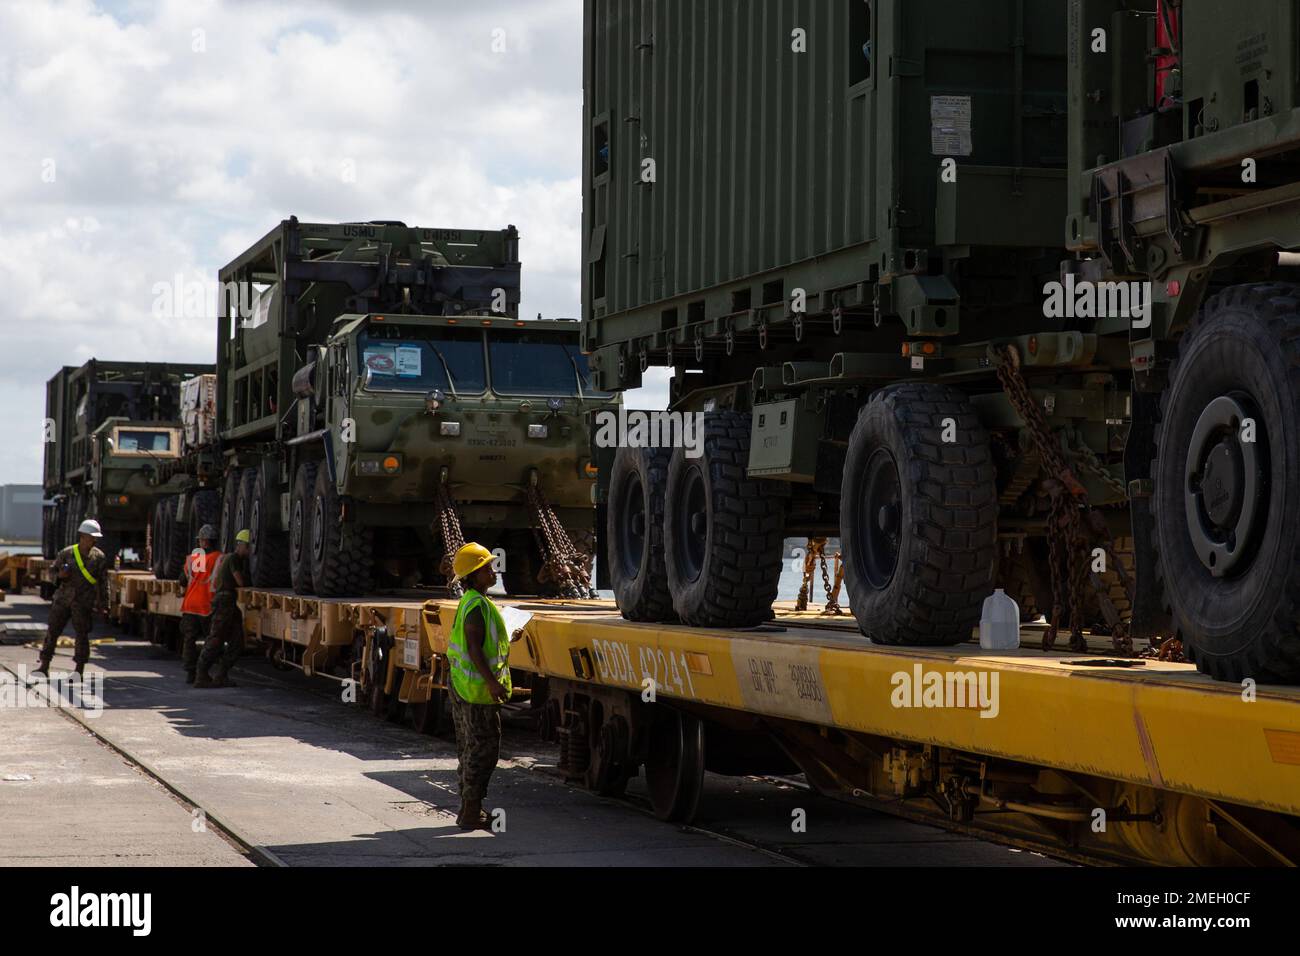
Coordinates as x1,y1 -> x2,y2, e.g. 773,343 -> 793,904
394,346 -> 422,377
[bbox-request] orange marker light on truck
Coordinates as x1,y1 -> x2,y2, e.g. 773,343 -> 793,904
383,456 -> 400,474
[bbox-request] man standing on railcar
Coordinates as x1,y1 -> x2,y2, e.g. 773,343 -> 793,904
447,543 -> 512,830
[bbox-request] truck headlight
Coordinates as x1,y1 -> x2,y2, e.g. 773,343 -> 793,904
440,422 -> 462,437
359,460 -> 381,475
527,424 -> 549,439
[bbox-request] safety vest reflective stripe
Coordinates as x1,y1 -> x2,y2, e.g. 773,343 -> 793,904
72,546 -> 96,585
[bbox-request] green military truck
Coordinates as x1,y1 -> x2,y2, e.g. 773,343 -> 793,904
42,360 -> 214,567
582,0 -> 1300,683
152,218 -> 618,597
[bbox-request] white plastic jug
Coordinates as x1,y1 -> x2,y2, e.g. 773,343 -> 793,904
979,588 -> 1021,650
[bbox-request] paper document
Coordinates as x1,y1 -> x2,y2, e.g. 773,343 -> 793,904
500,605 -> 534,642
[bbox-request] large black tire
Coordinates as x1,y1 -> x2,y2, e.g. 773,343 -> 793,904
246,468 -> 290,588
98,535 -> 119,573
1153,283 -> 1300,682
663,411 -> 787,627
186,490 -> 221,546
42,504 -> 61,559
63,490 -> 84,550
309,465 -> 372,597
607,446 -> 676,621
289,461 -> 319,594
219,469 -> 241,554
158,495 -> 188,580
149,503 -> 166,576
841,383 -> 998,646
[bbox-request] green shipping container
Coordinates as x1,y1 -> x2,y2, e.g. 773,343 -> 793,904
582,0 -> 1070,391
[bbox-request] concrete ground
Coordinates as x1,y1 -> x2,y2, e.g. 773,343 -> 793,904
0,593 -> 1061,867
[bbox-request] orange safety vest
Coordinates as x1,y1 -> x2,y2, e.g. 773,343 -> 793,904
181,549 -> 222,616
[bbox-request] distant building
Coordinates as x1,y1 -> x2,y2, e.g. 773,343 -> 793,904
0,484 -> 43,543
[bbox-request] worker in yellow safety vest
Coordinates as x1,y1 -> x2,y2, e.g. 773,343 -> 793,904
34,519 -> 108,680
446,542 -> 512,830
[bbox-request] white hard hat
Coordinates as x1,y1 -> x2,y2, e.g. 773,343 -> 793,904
77,519 -> 104,538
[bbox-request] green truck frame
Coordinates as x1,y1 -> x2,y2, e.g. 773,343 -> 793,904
582,0 -> 1300,683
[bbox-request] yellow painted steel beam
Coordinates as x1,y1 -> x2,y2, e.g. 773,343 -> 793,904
420,599 -> 1300,819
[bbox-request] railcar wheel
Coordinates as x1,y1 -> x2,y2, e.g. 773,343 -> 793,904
643,709 -> 705,823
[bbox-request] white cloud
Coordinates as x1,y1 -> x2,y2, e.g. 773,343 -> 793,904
0,0 -> 587,484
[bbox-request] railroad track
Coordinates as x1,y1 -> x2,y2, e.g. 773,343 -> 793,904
1,646 -> 1033,868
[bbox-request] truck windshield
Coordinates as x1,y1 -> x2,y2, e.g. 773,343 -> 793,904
114,430 -> 174,454
116,429 -> 172,452
358,328 -> 486,394
488,333 -> 610,397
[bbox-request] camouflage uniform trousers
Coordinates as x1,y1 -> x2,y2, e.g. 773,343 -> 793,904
197,593 -> 243,677
450,685 -> 502,802
40,592 -> 94,666
180,613 -> 211,674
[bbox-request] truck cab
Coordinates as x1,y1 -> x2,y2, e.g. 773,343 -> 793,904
210,218 -> 620,596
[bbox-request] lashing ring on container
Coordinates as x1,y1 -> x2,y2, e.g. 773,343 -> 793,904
832,307 -> 843,335
694,334 -> 704,363
725,328 -> 734,356
759,324 -> 768,349
793,315 -> 804,342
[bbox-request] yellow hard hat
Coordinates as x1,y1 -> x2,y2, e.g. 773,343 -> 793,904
453,542 -> 494,580
235,529 -> 252,544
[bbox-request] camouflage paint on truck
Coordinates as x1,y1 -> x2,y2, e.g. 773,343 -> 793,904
190,217 -> 619,596
42,360 -> 214,565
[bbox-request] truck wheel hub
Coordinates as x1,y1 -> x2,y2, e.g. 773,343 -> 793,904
672,467 -> 708,583
859,449 -> 902,589
1183,394 -> 1265,577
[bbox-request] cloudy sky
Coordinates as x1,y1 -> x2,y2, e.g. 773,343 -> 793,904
0,0 -> 666,486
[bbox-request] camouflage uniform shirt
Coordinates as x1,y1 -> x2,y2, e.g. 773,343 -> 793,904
52,544 -> 107,611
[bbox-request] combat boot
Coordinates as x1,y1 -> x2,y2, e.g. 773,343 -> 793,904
457,799 -> 488,831
202,668 -> 238,689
